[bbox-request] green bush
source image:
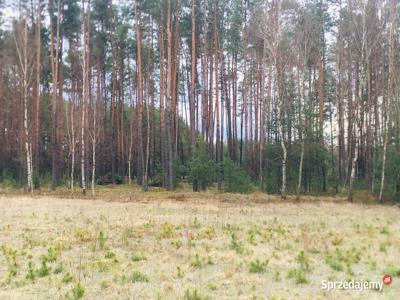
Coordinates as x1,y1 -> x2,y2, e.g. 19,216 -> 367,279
188,142 -> 215,191
1,168 -> 16,187
287,268 -> 308,284
72,283 -> 85,299
175,155 -> 187,182
131,252 -> 146,262
104,251 -> 116,259
59,172 -> 71,187
39,172 -> 52,187
249,259 -> 268,273
36,261 -> 51,277
384,146 -> 400,201
297,250 -> 310,271
230,233 -> 244,254
98,231 -> 106,249
32,172 -> 40,189
96,173 -> 122,185
263,140 -> 329,194
148,161 -> 164,187
325,253 -> 344,271
223,158 -> 254,193
62,272 -> 73,283
41,246 -> 58,263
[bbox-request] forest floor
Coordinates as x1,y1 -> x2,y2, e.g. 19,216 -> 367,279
0,185 -> 399,300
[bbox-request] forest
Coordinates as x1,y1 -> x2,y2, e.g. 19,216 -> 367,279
0,0 -> 399,201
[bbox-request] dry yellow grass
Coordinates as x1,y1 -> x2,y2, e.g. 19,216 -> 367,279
0,186 -> 399,299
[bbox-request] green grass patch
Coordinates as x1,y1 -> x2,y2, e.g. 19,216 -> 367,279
131,271 -> 149,283
248,259 -> 268,273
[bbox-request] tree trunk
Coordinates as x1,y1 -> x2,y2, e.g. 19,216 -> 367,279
380,0 -> 396,202
166,0 -> 174,190
70,84 -> 75,192
109,2 -> 117,184
337,4 -> 345,185
189,0 -> 196,152
81,0 -> 89,194
92,65 -> 99,197
379,116 -> 389,202
259,56 -> 265,191
159,10 -> 167,187
135,0 -> 145,189
34,0 -> 41,176
276,69 -> 286,200
16,17 -> 33,192
348,132 -> 358,202
296,67 -> 305,200
49,0 -> 61,191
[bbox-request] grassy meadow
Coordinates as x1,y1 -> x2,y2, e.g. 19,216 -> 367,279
0,185 -> 399,299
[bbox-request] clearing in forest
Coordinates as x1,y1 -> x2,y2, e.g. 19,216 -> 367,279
0,188 -> 399,300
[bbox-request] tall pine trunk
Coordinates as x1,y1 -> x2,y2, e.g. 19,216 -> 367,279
135,0 -> 145,189
49,0 -> 61,190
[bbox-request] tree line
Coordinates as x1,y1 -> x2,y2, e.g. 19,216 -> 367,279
0,0 -> 399,201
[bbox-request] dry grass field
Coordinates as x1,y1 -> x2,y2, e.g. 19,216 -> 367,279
0,186 -> 399,299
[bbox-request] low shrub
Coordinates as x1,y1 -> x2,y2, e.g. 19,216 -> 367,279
223,158 -> 254,193
96,173 -> 122,185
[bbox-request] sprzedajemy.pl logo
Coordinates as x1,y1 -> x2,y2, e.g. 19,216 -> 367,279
321,275 -> 392,292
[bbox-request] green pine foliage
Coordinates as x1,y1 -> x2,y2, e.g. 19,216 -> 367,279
223,158 -> 254,193
188,142 -> 215,191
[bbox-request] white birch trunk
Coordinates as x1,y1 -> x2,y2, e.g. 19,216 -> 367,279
275,64 -> 286,199
24,84 -> 33,192
15,17 -> 33,192
276,85 -> 287,200
348,116 -> 359,202
296,70 -> 305,200
23,53 -> 33,192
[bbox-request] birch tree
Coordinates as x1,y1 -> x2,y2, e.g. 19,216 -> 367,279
14,15 -> 34,192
